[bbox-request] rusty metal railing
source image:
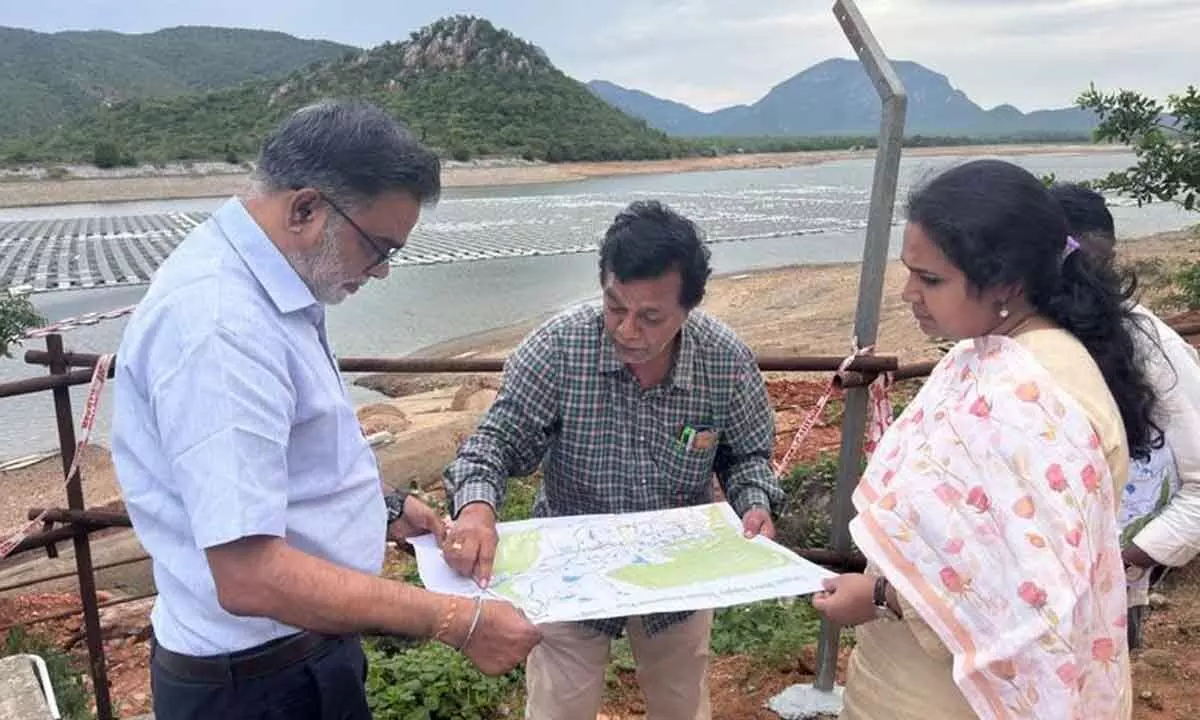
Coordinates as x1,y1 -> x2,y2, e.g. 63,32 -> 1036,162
0,336 -> 115,718
6,313 -> 1200,717
23,350 -> 902,375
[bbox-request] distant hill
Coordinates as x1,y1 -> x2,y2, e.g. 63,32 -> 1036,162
584,81 -> 711,136
1,16 -> 682,165
0,25 -> 356,138
588,58 -> 1098,137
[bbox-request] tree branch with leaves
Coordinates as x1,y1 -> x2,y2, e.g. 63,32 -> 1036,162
0,292 -> 44,359
1078,84 -> 1199,210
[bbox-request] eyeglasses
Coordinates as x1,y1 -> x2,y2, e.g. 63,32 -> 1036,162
318,192 -> 404,270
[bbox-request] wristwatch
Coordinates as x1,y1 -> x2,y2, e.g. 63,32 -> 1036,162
384,489 -> 410,525
873,576 -> 900,621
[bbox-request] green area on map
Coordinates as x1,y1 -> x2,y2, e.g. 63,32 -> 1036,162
607,506 -> 792,589
493,529 -> 541,577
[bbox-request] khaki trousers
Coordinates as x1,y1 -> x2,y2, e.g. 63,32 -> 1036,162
524,610 -> 713,720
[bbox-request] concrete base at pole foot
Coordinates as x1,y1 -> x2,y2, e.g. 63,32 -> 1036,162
766,683 -> 845,719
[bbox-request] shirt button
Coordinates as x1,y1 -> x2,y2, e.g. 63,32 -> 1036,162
639,435 -> 646,442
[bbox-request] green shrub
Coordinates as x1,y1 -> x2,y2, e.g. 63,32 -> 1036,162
0,292 -> 44,358
710,599 -> 823,667
1169,261 -> 1200,310
364,638 -> 521,719
776,454 -> 841,549
91,141 -> 121,168
499,476 -> 538,522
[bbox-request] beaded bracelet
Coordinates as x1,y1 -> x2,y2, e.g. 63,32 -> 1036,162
460,595 -> 485,651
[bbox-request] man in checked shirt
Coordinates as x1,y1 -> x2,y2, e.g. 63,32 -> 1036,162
442,199 -> 784,719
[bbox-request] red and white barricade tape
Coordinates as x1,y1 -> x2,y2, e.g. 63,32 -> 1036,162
0,353 -> 115,559
20,305 -> 137,340
863,370 -> 895,457
771,340 -> 898,480
772,342 -> 886,479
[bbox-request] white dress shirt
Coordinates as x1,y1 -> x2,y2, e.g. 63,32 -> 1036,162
112,198 -> 386,655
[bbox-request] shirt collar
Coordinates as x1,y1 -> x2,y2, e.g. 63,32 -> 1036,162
672,323 -> 696,391
214,197 -> 318,316
597,329 -> 624,375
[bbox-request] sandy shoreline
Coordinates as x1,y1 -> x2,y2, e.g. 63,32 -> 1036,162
0,143 -> 1125,208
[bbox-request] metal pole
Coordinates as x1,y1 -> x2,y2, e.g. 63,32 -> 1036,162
340,355 -> 900,373
45,334 -> 114,720
4,524 -> 78,556
0,367 -> 99,399
23,349 -> 900,375
837,359 -> 939,389
786,547 -> 868,573
25,508 -> 133,528
817,0 -> 908,697
768,5 -> 907,712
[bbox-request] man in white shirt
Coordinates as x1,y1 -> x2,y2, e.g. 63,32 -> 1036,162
1052,182 -> 1200,647
113,101 -> 540,719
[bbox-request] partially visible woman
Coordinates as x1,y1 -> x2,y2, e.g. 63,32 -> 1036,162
1050,182 -> 1200,649
812,159 -> 1159,719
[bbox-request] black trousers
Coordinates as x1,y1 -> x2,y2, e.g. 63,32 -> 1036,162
151,635 -> 371,720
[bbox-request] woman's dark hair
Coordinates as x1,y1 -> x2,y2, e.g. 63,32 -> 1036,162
907,159 -> 1161,459
1051,181 -> 1177,398
1048,182 -> 1117,267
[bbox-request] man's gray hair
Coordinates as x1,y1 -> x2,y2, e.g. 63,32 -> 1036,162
253,100 -> 441,209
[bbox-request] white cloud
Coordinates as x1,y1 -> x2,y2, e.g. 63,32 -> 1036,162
553,0 -> 1199,112
1,0 -> 1195,114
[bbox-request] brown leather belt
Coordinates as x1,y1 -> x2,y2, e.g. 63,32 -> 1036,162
152,631 -> 342,684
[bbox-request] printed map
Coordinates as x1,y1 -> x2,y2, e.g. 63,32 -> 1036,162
409,502 -> 835,624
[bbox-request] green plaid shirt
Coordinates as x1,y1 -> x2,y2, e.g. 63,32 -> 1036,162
443,303 -> 783,637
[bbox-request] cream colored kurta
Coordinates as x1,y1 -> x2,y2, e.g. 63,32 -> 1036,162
841,328 -> 1133,720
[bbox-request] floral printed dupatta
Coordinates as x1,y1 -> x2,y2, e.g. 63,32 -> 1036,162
850,336 -> 1130,719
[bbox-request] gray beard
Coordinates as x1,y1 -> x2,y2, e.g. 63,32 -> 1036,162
284,222 -> 350,305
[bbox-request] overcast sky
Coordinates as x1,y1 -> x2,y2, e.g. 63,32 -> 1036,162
3,0 -> 1196,113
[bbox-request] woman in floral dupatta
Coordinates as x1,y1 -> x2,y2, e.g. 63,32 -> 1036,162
812,160 -> 1160,720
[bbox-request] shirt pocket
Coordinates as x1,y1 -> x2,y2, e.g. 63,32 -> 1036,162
660,429 -> 721,504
